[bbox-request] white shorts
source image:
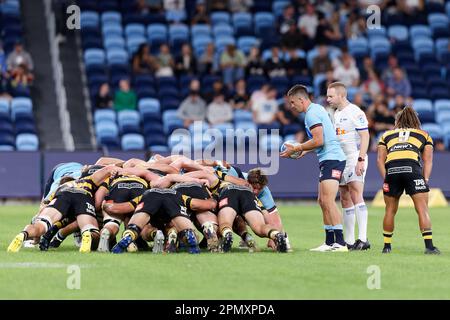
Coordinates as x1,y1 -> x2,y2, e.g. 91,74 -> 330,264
339,156 -> 368,186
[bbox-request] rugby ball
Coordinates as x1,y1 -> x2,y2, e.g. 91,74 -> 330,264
280,140 -> 302,159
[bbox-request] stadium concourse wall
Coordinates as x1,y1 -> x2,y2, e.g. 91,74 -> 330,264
1,152 -> 450,199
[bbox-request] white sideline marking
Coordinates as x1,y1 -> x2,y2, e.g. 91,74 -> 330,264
0,263 -> 95,269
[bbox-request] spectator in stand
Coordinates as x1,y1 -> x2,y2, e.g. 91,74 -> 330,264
95,83 -> 113,109
114,79 -> 137,111
320,70 -> 337,97
132,43 -> 159,75
360,56 -> 375,82
220,44 -> 246,90
391,94 -> 413,114
206,92 -> 233,125
315,11 -> 343,46
353,92 -> 368,112
360,68 -> 384,100
156,43 -> 175,77
381,54 -> 405,83
386,67 -> 411,99
8,63 -> 32,97
207,0 -> 229,12
175,43 -> 197,76
312,45 -> 332,76
344,9 -> 366,39
164,0 -> 186,22
297,3 -> 319,51
250,84 -> 269,109
177,79 -> 207,127
191,1 -> 210,25
285,48 -> 309,77
231,79 -> 249,110
278,5 -> 297,34
6,41 -> 34,73
198,43 -> 218,75
264,46 -> 286,78
245,47 -> 265,77
333,52 -> 360,87
204,79 -> 229,103
367,96 -> 395,149
252,86 -> 278,124
277,95 -> 306,142
229,0 -> 253,12
281,21 -> 304,50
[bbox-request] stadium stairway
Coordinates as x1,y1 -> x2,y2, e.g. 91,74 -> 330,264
21,0 -> 64,149
58,29 -> 95,150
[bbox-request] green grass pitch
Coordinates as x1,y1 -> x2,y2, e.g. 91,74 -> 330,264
0,204 -> 449,300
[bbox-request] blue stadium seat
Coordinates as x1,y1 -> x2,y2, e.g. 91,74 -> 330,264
94,109 -> 116,123
348,37 -> 369,56
158,86 -> 179,99
0,145 -> 14,151
138,98 -> 160,118
104,36 -> 125,51
84,48 -> 106,67
146,133 -> 167,148
213,24 -> 234,38
237,36 -> 258,55
211,12 -> 231,25
388,25 -> 409,41
117,110 -> 140,133
162,110 -> 184,135
422,123 -> 444,141
101,11 -> 121,25
126,36 -> 146,55
191,24 -> 211,37
121,133 -> 145,151
215,36 -> 236,53
410,25 -> 432,39
447,1 -> 450,18
413,99 -> 435,122
169,24 -> 189,40
160,97 -> 180,112
15,133 -> 39,151
147,23 -> 168,41
366,26 -> 387,40
80,11 -> 99,29
15,120 -> 36,134
95,121 -> 119,139
0,133 -> 15,148
106,48 -> 129,66
435,99 -> 450,113
428,13 -> 449,27
143,120 -> 164,135
436,110 -> 450,124
430,87 -> 450,100
272,1 -> 290,17
102,24 -> 123,38
125,23 -> 145,38
232,12 -> 253,36
246,75 -> 267,93
436,38 -> 449,61
0,121 -> 13,135
0,99 -> 10,115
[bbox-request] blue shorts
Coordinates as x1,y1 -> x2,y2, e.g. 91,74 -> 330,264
319,160 -> 346,182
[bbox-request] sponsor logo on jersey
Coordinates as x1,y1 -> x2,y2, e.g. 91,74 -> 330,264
332,170 -> 342,179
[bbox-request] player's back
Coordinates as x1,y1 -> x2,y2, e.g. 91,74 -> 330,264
379,128 -> 433,165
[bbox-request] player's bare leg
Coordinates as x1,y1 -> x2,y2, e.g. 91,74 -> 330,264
262,210 -> 283,251
47,220 -> 79,249
233,215 -> 258,252
7,207 -> 62,253
196,211 -> 219,252
217,207 -> 237,252
411,192 -> 439,254
244,210 -> 287,253
112,212 -> 150,254
77,214 -> 100,253
382,195 -> 399,253
171,216 -> 201,254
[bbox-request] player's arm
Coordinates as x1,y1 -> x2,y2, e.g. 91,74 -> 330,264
183,195 -> 217,212
95,157 -> 125,166
119,167 -> 162,182
356,129 -> 370,176
90,164 -> 122,186
149,174 -> 209,189
281,124 -> 323,157
377,145 -> 387,179
95,183 -> 109,211
102,200 -> 135,215
422,145 -> 433,183
122,158 -> 149,168
170,156 -> 209,172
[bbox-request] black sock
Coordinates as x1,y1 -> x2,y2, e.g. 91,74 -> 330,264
422,230 -> 434,249
325,229 -> 334,246
334,229 -> 345,246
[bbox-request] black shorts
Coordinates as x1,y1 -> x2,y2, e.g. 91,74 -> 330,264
171,182 -> 210,216
319,160 -> 346,182
135,188 -> 190,223
47,191 -> 97,219
105,181 -> 147,203
383,161 -> 430,197
218,185 -> 262,216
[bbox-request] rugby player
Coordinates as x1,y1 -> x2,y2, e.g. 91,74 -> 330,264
377,106 -> 440,254
7,164 -> 122,253
327,82 -> 370,250
282,84 -> 347,252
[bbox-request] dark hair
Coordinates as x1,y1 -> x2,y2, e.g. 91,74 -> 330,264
286,84 -> 310,98
247,168 -> 268,187
395,106 -> 421,130
59,176 -> 75,185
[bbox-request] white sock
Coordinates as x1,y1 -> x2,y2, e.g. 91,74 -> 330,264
355,202 -> 368,242
343,206 -> 355,245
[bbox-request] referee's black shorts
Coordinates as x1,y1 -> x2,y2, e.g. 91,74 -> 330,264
383,160 -> 430,197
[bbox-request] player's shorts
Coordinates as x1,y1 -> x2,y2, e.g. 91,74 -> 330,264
135,188 -> 190,223
340,156 -> 368,186
217,185 -> 262,216
171,182 -> 210,216
105,180 -> 147,203
383,161 -> 430,197
47,190 -> 96,219
319,160 -> 346,182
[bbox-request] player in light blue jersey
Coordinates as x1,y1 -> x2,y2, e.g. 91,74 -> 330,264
281,85 -> 347,252
42,162 -> 84,202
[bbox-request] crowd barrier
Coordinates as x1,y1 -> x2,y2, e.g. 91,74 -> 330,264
1,151 -> 450,199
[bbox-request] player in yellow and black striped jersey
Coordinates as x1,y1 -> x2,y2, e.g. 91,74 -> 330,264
377,106 -> 439,255
7,165 -> 122,253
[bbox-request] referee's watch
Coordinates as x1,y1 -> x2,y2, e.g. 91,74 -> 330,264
358,156 -> 365,162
